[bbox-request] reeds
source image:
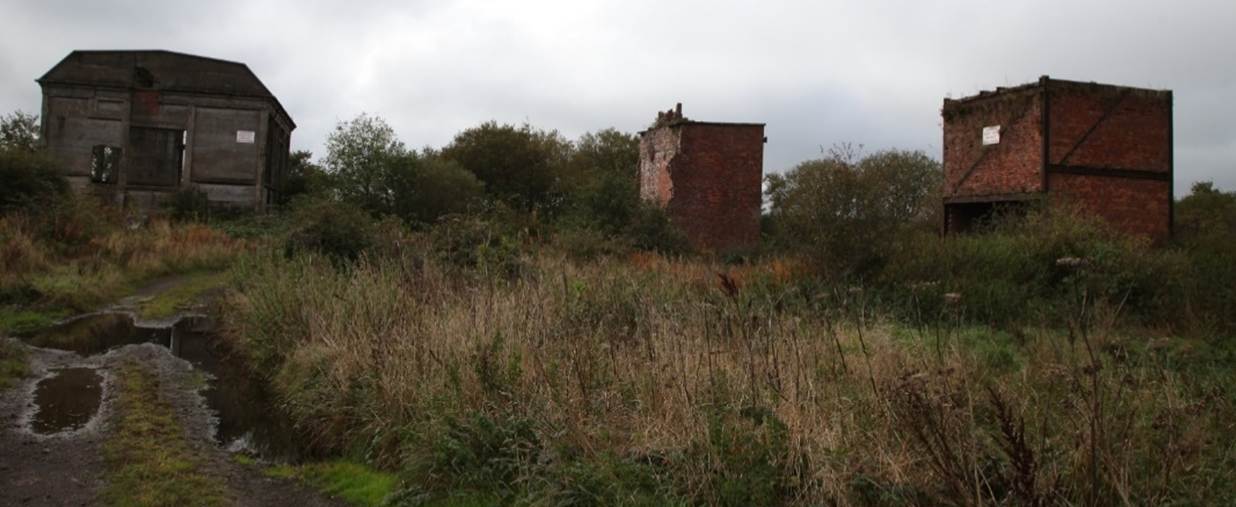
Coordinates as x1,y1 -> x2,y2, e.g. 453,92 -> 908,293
224,250 -> 1236,504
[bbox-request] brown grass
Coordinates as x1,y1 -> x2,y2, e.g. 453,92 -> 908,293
225,251 -> 1236,504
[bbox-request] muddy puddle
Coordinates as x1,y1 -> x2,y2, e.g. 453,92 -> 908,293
31,367 -> 103,434
21,313 -> 304,459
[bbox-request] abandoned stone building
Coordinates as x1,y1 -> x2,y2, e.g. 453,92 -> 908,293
638,104 -> 765,252
942,76 -> 1173,241
37,50 -> 295,209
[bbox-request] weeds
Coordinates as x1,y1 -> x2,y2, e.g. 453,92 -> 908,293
223,246 -> 1236,505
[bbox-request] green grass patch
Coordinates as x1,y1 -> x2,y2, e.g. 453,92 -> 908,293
0,340 -> 29,390
265,461 -> 398,507
138,270 -> 232,320
103,362 -> 227,506
0,306 -> 70,336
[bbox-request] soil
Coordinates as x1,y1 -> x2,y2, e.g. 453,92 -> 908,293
0,277 -> 344,506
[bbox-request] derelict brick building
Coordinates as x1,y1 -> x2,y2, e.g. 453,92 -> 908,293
37,50 -> 295,209
942,76 -> 1173,241
638,104 -> 765,252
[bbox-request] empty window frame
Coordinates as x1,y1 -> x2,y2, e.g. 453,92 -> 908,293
90,145 -> 121,184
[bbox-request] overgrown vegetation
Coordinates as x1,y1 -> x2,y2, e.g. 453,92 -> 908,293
103,362 -> 227,506
4,105 -> 1234,504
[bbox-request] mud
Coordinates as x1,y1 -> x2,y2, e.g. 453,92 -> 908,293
14,312 -> 301,459
1,274 -> 343,506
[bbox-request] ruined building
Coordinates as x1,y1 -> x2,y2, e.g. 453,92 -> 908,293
638,104 -> 765,251
942,76 -> 1173,240
37,50 -> 295,209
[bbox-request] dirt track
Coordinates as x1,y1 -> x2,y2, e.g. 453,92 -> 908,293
0,281 -> 343,506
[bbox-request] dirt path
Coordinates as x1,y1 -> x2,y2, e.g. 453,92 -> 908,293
0,278 -> 344,506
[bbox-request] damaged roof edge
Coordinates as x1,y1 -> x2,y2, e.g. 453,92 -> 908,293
943,75 -> 1171,109
639,120 -> 766,135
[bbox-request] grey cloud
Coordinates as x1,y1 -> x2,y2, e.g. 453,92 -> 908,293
1,0 -> 1232,194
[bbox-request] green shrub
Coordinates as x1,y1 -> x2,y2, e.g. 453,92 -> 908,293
625,203 -> 689,254
167,186 -> 210,222
765,147 -> 941,279
283,198 -> 377,263
429,212 -> 527,277
0,149 -> 68,213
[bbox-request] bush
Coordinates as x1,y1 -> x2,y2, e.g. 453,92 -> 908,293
284,198 -> 378,263
167,186 -> 210,222
441,122 -> 571,209
389,157 -> 485,227
880,204 -> 1193,328
0,149 -> 68,213
625,202 -> 689,254
765,146 -> 941,278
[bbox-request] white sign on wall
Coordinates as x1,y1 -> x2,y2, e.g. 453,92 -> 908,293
236,130 -> 256,144
982,125 -> 1001,146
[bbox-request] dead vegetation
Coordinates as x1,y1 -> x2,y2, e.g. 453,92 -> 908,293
224,248 -> 1236,505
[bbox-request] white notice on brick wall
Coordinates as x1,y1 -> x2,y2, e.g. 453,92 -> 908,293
982,125 -> 1001,145
236,130 -> 256,144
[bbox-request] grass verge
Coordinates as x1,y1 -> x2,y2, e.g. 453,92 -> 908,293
265,461 -> 398,507
0,307 -> 70,336
103,362 -> 227,506
138,270 -> 233,320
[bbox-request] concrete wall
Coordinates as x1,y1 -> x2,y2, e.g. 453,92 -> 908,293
41,84 -> 289,209
638,121 -> 764,252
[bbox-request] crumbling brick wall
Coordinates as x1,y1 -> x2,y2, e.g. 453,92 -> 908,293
638,105 -> 764,252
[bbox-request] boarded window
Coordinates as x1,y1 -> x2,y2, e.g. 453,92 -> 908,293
127,127 -> 184,187
90,145 -> 121,184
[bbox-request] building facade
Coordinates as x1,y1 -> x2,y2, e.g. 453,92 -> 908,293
942,76 -> 1173,241
638,104 -> 765,252
38,50 -> 295,210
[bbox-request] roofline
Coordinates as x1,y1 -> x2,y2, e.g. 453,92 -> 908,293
944,75 -> 1171,108
37,49 -> 295,129
639,120 -> 765,135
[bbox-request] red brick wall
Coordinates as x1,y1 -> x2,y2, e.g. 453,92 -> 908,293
1048,173 -> 1171,240
638,122 -> 764,252
942,79 -> 1173,241
942,89 -> 1043,199
1047,84 -> 1171,172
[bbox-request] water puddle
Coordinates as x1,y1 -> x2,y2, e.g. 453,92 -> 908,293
20,313 -> 302,459
31,367 -> 103,434
24,313 -> 166,355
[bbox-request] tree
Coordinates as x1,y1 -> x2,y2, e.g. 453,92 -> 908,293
559,129 -> 641,233
323,114 -> 408,212
1175,181 -> 1236,246
441,122 -> 571,209
281,150 -> 330,203
0,111 -> 40,153
765,146 -> 942,277
0,110 -> 64,212
389,156 -> 484,226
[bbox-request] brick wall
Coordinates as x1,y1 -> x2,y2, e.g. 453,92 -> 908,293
638,121 -> 764,252
942,78 -> 1173,242
1047,84 -> 1171,172
942,88 -> 1044,199
1048,173 -> 1171,240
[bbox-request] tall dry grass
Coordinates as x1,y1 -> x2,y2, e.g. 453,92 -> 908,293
225,250 -> 1236,505
1,195 -> 247,312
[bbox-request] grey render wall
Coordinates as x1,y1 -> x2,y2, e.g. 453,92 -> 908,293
37,51 -> 294,210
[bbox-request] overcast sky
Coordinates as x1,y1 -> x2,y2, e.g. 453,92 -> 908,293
1,0 -> 1232,193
